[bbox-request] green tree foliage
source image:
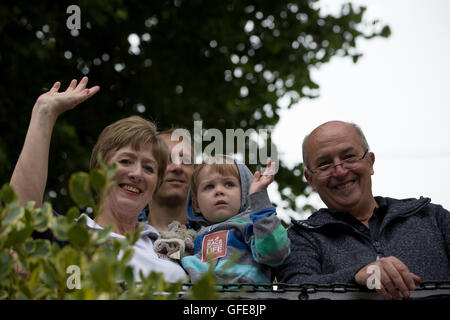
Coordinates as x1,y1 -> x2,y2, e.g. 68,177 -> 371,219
0,0 -> 390,214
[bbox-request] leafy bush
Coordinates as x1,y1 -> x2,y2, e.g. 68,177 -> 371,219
0,163 -> 217,300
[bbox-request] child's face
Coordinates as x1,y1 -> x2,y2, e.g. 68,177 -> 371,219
193,166 -> 241,224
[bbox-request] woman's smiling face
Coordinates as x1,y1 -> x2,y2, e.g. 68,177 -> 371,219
104,144 -> 159,217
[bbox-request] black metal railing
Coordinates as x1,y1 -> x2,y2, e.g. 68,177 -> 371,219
180,281 -> 450,300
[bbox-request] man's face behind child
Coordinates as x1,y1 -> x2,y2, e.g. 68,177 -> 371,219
193,166 -> 242,224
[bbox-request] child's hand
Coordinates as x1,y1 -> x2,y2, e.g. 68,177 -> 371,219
34,77 -> 100,119
249,158 -> 276,194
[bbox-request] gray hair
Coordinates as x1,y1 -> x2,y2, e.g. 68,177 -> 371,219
302,122 -> 370,172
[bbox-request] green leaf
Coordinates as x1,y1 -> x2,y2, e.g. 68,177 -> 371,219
0,290 -> 8,300
118,247 -> 134,265
89,257 -> 113,292
18,281 -> 32,299
66,206 -> 80,222
49,216 -> 70,241
0,184 -> 17,204
381,25 -> 391,37
125,223 -> 143,246
69,172 -> 95,207
4,224 -> 34,247
0,251 -> 14,279
123,265 -> 134,288
23,238 -> 36,254
29,239 -> 51,258
90,168 -> 107,191
67,223 -> 90,249
33,203 -> 53,232
42,261 -> 60,289
103,240 -> 123,260
105,163 -> 118,180
28,264 -> 43,292
3,204 -> 24,225
188,274 -> 220,300
24,201 -> 36,211
92,223 -> 114,245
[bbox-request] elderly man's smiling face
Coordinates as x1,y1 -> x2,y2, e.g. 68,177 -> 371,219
304,121 -> 375,214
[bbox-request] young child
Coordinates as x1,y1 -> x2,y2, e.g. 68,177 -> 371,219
180,155 -> 290,284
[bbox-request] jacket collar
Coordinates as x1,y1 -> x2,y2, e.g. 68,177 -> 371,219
292,196 -> 431,230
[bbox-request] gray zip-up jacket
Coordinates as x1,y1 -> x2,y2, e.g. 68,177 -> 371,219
276,196 -> 450,284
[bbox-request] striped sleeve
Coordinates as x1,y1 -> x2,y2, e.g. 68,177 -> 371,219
247,190 -> 291,267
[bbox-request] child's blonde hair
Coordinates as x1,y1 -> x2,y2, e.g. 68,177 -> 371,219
191,155 -> 240,200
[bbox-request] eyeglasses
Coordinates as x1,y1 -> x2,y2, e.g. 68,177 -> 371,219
308,149 -> 369,178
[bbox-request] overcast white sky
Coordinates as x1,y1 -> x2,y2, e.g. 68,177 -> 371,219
270,0 -> 450,222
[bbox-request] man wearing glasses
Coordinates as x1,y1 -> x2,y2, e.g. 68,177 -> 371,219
276,120 -> 450,300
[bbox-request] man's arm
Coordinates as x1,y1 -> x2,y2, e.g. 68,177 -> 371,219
354,256 -> 421,300
275,227 -> 368,284
276,228 -> 421,300
10,77 -> 99,207
434,203 -> 450,257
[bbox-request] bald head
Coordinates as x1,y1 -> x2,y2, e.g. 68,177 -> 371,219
302,121 -> 369,171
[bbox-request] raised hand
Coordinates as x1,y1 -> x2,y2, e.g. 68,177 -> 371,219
34,76 -> 100,119
249,158 -> 276,195
10,77 -> 100,207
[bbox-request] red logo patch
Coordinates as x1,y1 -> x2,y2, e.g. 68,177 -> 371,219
201,230 -> 229,262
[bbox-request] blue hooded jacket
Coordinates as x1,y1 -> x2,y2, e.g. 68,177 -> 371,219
181,157 -> 291,283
